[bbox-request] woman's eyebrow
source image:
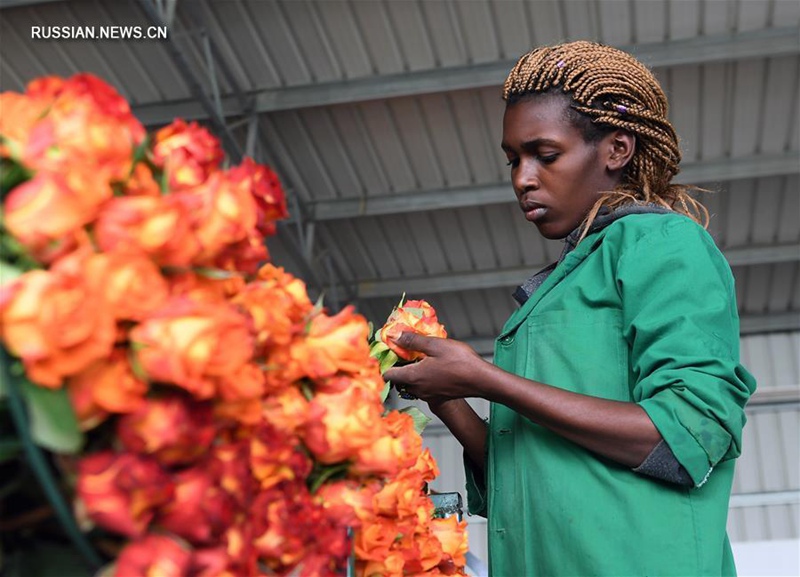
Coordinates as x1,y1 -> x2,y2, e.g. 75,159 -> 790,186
501,138 -> 560,152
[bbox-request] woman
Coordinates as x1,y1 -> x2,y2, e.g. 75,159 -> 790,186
385,41 -> 756,576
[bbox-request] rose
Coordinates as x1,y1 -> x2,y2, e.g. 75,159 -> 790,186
130,298 -> 255,399
4,167 -> 111,262
250,424 -> 312,490
94,194 -> 201,267
67,350 -> 148,429
0,91 -> 54,159
76,451 -> 173,537
22,74 -> 145,182
430,516 -> 469,573
117,395 -> 215,467
352,410 -> 422,477
150,118 -> 223,192
314,479 -> 379,528
380,299 -> 447,362
0,268 -> 116,388
302,385 -> 385,464
157,466 -> 236,545
84,251 -> 169,321
114,534 -> 192,577
289,306 -> 374,379
227,157 -> 288,236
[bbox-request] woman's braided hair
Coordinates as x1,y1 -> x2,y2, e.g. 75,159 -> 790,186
503,40 -> 709,234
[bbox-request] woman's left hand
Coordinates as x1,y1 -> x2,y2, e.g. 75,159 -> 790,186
382,332 -> 488,402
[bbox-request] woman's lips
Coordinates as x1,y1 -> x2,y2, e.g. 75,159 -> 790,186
521,201 -> 547,223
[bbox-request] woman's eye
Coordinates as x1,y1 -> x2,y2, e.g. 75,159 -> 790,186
538,154 -> 558,164
506,158 -> 519,168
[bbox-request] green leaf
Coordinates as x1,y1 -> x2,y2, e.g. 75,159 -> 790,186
378,350 -> 399,374
399,406 -> 432,435
19,379 -> 84,454
194,266 -> 239,280
369,340 -> 389,357
0,260 -> 24,287
379,379 -> 391,404
0,157 -> 32,197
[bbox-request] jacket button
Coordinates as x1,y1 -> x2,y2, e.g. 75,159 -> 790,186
499,335 -> 514,345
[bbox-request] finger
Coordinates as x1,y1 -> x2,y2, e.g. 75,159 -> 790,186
383,363 -> 413,384
389,331 -> 443,355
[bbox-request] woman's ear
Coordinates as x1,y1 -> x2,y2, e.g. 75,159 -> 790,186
605,130 -> 636,172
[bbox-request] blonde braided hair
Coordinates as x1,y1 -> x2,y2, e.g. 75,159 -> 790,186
504,41 -> 709,236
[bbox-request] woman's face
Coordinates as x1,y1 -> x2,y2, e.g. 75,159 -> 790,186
501,96 -> 623,239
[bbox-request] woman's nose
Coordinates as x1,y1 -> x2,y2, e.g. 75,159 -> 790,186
513,159 -> 540,195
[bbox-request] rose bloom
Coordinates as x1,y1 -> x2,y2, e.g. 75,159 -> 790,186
227,157 -> 288,237
373,469 -> 430,520
167,271 -> 239,304
430,516 -> 469,573
0,91 -> 54,159
83,251 -> 169,321
232,264 -> 313,352
188,169 -> 259,263
314,479 -> 379,528
259,386 -> 309,436
114,534 -> 192,577
302,386 -> 386,464
380,299 -> 447,362
76,451 -> 173,537
117,395 -> 215,467
250,424 -> 312,490
289,306 -> 373,380
210,233 -> 269,276
129,297 -> 255,399
67,350 -> 148,429
4,166 -> 111,262
22,74 -> 145,182
396,529 -> 445,575
413,447 -> 441,484
354,517 -> 405,574
94,194 -> 201,267
210,441 -> 257,508
0,269 -> 116,388
157,465 -> 237,545
151,118 -> 223,192
352,410 -> 422,477
123,162 -> 161,197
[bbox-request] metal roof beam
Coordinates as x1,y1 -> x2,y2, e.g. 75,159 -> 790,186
132,27 -> 800,125
0,0 -> 65,7
308,153 -> 799,221
356,244 -> 800,299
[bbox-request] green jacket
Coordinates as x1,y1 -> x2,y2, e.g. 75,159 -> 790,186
466,213 -> 756,576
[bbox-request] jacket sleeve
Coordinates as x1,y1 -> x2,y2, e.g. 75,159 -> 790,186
617,216 -> 756,488
463,423 -> 489,517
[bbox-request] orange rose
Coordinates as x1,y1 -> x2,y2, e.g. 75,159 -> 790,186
354,517 -> 404,569
210,233 -> 269,276
380,299 -> 447,361
400,529 -> 445,574
232,265 -> 313,353
117,395 -> 215,467
76,451 -> 173,537
373,469 -> 429,520
114,534 -> 192,577
302,386 -> 385,464
0,269 -> 115,388
352,410 -> 422,477
129,298 -> 255,399
188,170 -> 258,263
84,251 -> 169,321
227,157 -> 288,237
94,194 -> 200,267
430,516 -> 469,572
259,385 -> 309,436
0,91 -> 53,159
22,74 -> 145,182
151,118 -> 223,191
290,306 -> 373,379
4,167 -> 111,262
67,350 -> 148,427
167,271 -> 237,304
314,480 -> 379,528
250,424 -> 312,490
413,447 -> 441,484
157,466 -> 236,545
123,162 -> 161,197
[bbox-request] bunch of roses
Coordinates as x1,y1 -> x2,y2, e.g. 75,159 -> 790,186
0,74 -> 467,576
